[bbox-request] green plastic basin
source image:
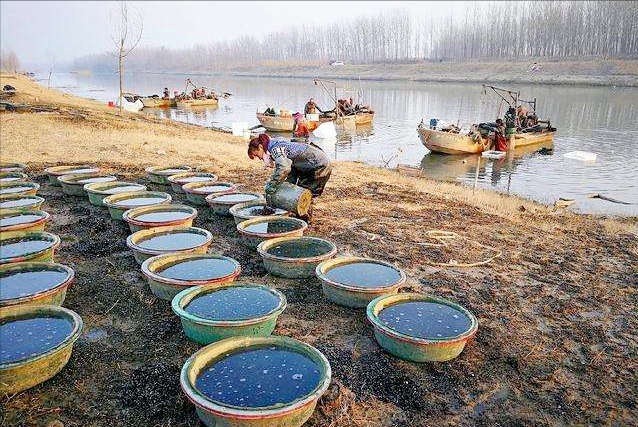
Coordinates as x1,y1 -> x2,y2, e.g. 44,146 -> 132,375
315,257 -> 406,308
257,236 -> 337,278
183,181 -> 237,206
0,209 -> 51,238
168,172 -> 218,193
0,231 -> 61,266
0,262 -> 75,308
58,173 -> 117,196
141,252 -> 240,300
206,192 -> 265,216
102,191 -> 172,220
0,195 -> 45,211
84,181 -> 147,206
180,335 -> 331,427
145,165 -> 192,184
171,283 -> 285,344
237,216 -> 307,250
0,181 -> 39,197
126,226 -> 213,265
0,304 -> 83,394
44,165 -> 100,186
229,200 -> 289,225
366,293 -> 478,362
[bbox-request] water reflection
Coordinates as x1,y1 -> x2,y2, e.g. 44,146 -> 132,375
40,73 -> 638,215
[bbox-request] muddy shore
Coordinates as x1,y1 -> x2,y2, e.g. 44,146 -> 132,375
1,73 -> 637,426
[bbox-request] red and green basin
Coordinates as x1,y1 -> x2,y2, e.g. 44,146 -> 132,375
0,181 -> 39,197
122,204 -> 198,233
180,336 -> 331,427
257,236 -> 337,278
229,200 -> 289,226
167,172 -> 218,193
0,209 -> 51,238
0,195 -> 45,211
206,192 -> 265,216
0,172 -> 29,183
58,173 -> 117,196
366,293 -> 478,362
84,181 -> 147,206
237,216 -> 307,250
0,262 -> 75,308
171,282 -> 285,344
44,165 -> 100,186
0,231 -> 61,266
183,181 -> 237,206
0,304 -> 83,394
145,165 -> 192,185
102,191 -> 172,220
126,226 -> 213,265
315,257 -> 406,308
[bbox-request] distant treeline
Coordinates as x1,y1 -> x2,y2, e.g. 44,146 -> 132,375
73,1 -> 638,72
1,49 -> 20,72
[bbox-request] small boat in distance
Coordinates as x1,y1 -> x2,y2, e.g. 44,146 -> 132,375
256,110 -> 330,132
140,96 -> 175,108
417,85 -> 556,155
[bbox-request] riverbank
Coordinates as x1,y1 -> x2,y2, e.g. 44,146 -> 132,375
122,58 -> 638,87
1,72 -> 637,427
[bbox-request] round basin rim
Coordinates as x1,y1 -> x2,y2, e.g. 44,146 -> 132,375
0,262 -> 75,305
141,252 -> 240,285
127,227 -> 212,255
122,204 -> 198,226
0,209 -> 51,232
257,236 -> 337,263
236,216 -> 308,238
0,232 -> 61,263
315,256 -> 406,292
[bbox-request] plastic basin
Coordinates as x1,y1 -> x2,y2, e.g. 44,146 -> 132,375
145,165 -> 192,184
366,293 -> 478,362
44,165 -> 100,186
0,231 -> 61,265
0,181 -> 39,197
141,252 -> 241,300
0,163 -> 26,173
58,173 -> 117,196
0,304 -> 83,394
0,209 -> 51,238
122,204 -> 198,233
257,236 -> 337,278
168,172 -> 218,193
84,181 -> 147,206
0,172 -> 29,183
206,192 -> 265,216
0,195 -> 45,210
315,257 -> 406,308
180,335 -> 331,427
127,225 -> 213,265
171,283 -> 286,344
229,201 -> 289,226
183,182 -> 237,206
0,262 -> 75,308
102,191 -> 172,221
237,216 -> 307,250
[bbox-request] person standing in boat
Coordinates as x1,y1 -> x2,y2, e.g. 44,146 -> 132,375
163,87 -> 170,99
304,98 -> 323,115
247,133 -> 332,220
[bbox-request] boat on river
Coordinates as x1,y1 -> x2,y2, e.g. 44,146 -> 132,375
140,96 -> 176,108
417,85 -> 556,155
334,111 -> 374,127
256,113 -> 329,132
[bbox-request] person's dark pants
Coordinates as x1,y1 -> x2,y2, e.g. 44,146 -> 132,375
286,146 -> 332,197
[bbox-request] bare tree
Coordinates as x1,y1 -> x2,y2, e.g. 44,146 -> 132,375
0,49 -> 20,72
110,1 -> 143,113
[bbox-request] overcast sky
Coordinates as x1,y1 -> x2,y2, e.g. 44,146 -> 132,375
1,1 -> 465,67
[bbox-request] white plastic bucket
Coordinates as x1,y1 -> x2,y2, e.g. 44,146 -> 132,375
232,122 -> 248,136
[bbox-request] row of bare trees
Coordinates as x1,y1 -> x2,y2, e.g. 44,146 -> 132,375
0,49 -> 20,72
73,1 -> 638,72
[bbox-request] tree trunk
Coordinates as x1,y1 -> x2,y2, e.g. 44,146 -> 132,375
118,47 -> 124,114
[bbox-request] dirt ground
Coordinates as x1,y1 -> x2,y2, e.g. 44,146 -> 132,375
1,73 -> 637,427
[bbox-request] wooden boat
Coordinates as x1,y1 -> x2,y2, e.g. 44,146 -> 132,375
417,122 -> 554,155
175,98 -> 219,108
140,97 -> 175,108
333,112 -> 374,128
256,114 -> 330,132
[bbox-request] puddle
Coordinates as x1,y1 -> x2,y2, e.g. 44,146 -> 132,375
195,346 -> 321,407
185,287 -> 280,320
84,328 -> 108,342
378,301 -> 472,339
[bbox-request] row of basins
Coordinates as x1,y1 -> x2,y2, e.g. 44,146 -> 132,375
1,162 -> 478,427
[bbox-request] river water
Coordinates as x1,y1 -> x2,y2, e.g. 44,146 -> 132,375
42,72 -> 638,216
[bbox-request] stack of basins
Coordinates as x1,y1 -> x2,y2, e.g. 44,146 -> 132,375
0,163 -> 83,395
